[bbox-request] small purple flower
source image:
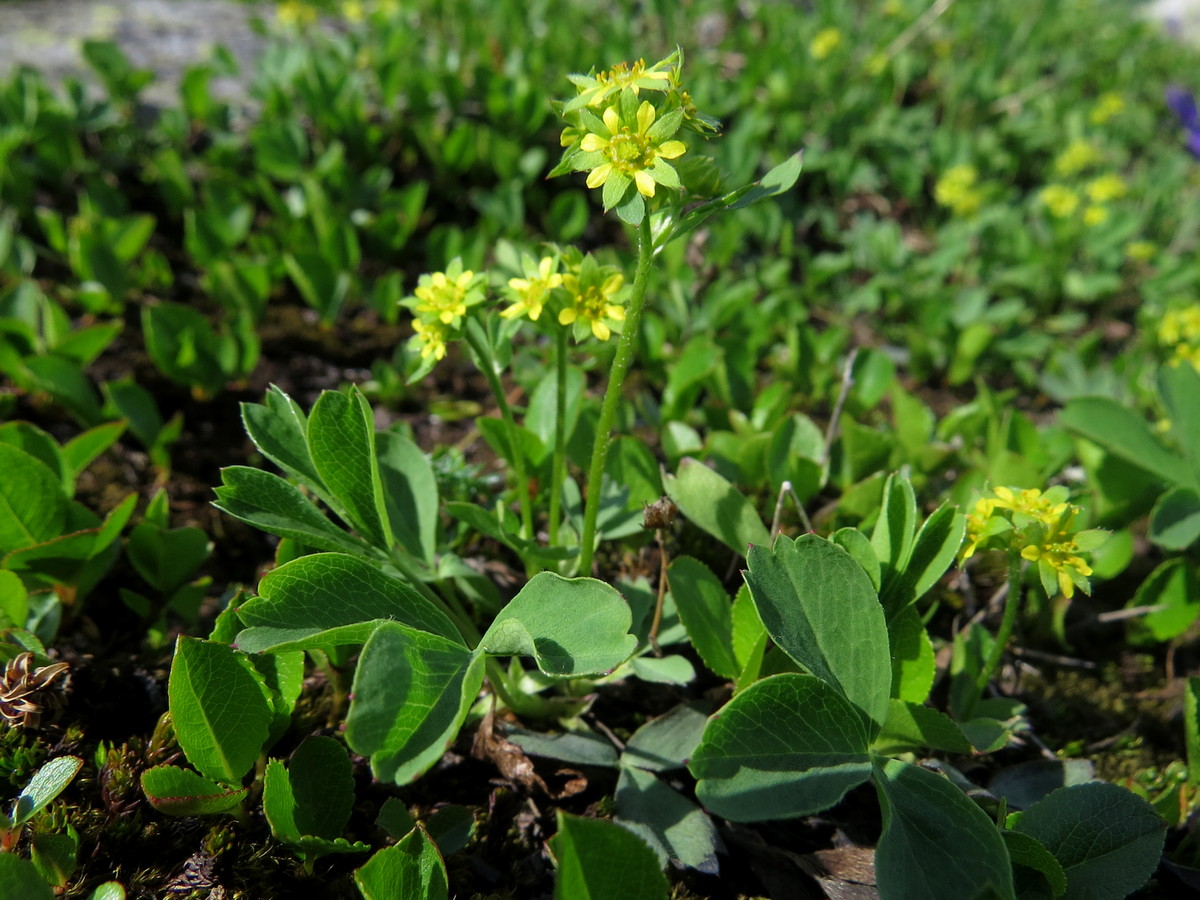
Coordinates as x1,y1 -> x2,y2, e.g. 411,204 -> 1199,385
1167,84 -> 1200,158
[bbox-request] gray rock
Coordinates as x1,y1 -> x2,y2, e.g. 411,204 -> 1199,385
0,0 -> 269,107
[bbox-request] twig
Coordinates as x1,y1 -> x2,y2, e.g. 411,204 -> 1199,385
1009,646 -> 1098,670
1093,604 -> 1167,624
820,348 -> 859,467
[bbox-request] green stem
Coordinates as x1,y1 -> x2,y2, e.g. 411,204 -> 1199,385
464,325 -> 535,544
976,555 -> 1025,695
548,326 -> 569,548
578,216 -> 655,574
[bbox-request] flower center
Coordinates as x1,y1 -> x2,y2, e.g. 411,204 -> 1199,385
580,286 -> 610,317
608,132 -> 652,172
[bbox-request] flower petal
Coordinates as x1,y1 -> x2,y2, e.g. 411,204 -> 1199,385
656,140 -> 686,160
602,106 -> 621,135
634,169 -> 657,197
636,100 -> 656,135
580,134 -> 608,153
586,164 -> 612,189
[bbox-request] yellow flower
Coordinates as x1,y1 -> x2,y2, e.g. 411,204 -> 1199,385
1083,205 -> 1109,226
1086,173 -> 1127,203
883,0 -> 904,16
405,263 -> 484,328
276,1 -> 318,26
559,270 -> 626,341
1125,240 -> 1156,262
564,57 -> 674,113
502,257 -> 563,322
411,318 -> 450,361
1020,544 -> 1093,599
810,28 -> 843,60
961,485 -> 1097,599
1089,92 -> 1124,125
934,164 -> 984,217
344,0 -> 365,22
1159,306 -> 1200,372
1040,184 -> 1080,219
1053,139 -> 1100,177
579,100 -> 687,200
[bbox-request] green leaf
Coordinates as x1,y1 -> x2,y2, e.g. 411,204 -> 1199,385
0,422 -> 66,490
831,527 -> 881,592
235,553 -> 461,653
139,765 -> 248,816
61,422 -> 125,483
262,737 -> 368,861
506,725 -> 621,768
888,604 -> 936,703
615,766 -> 721,874
167,637 -> 273,784
345,621 -> 484,785
86,882 -> 126,900
689,673 -> 872,821
1159,361 -> 1200,485
355,826 -> 448,900
1060,397 -> 1193,487
287,736 -> 355,840
1189,677 -> 1200,784
874,758 -> 1015,900
745,534 -> 891,735
377,429 -> 439,564
664,458 -> 769,555
0,570 -> 29,628
667,556 -> 738,679
0,853 -> 54,900
622,703 -> 711,773
873,700 -> 971,755
308,388 -> 393,550
1149,486 -> 1200,550
881,503 -> 966,615
240,386 -> 327,493
31,825 -> 78,887
552,811 -> 669,900
0,443 -> 68,553
661,152 -> 802,250
213,466 -> 373,556
125,523 -> 210,595
1126,559 -> 1199,644
479,572 -> 636,676
1012,782 -> 1166,900
249,649 -> 305,748
11,756 -> 82,827
872,473 -> 918,591
730,583 -> 766,680
1003,830 -> 1068,898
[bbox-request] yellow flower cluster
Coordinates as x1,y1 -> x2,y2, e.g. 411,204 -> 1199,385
1159,306 -> 1200,370
1125,241 -> 1157,262
1089,92 -> 1125,125
1054,140 -> 1100,177
934,164 -> 984,217
810,28 -> 843,60
1040,184 -> 1080,219
504,252 -> 627,342
555,51 -> 716,221
401,260 -> 486,362
276,1 -> 318,26
962,486 -> 1099,599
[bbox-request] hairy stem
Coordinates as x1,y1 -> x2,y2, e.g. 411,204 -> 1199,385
578,216 -> 655,573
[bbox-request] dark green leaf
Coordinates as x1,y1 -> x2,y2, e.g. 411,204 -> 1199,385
874,758 -> 1015,900
689,674 -> 872,821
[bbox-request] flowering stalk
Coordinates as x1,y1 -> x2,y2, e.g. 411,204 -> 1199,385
548,325 -> 569,548
974,554 -> 1025,695
462,324 -> 535,545
578,217 -> 654,573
